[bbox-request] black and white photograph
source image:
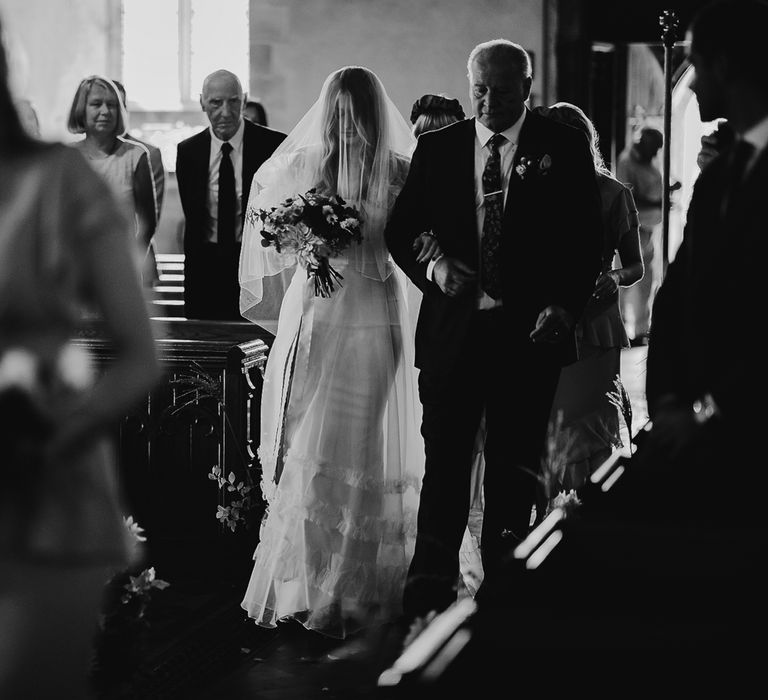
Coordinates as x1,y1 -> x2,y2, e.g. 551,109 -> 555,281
1,0 -> 765,697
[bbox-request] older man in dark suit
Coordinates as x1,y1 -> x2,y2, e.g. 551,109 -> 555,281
176,70 -> 285,320
385,39 -> 603,619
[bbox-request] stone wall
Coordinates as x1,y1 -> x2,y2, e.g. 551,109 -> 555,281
248,0 -> 547,133
1,0 -> 547,141
0,0 -> 120,140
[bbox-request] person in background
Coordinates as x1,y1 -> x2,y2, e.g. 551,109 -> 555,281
244,98 -> 268,126
176,70 -> 286,320
113,79 -> 165,288
615,125 -> 663,344
385,39 -> 603,620
537,101 -> 643,502
67,75 -> 157,286
0,15 -> 161,697
410,93 -> 465,138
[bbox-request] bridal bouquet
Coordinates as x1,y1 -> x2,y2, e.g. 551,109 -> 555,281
246,188 -> 363,297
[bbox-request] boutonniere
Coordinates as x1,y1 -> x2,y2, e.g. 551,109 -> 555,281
515,153 -> 552,180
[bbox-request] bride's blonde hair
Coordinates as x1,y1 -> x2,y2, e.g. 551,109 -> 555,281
317,66 -> 383,200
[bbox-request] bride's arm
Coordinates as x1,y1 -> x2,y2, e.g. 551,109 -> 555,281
239,153 -> 304,318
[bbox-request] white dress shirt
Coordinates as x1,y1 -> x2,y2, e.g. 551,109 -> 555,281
206,119 -> 245,243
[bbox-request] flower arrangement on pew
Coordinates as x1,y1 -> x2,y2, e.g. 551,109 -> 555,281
167,361 -> 258,533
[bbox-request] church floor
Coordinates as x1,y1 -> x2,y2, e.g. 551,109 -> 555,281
92,347 -> 649,700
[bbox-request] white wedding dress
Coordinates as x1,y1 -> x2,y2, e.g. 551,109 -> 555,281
242,245 -> 425,638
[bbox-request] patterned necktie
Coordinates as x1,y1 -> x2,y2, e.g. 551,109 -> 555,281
218,141 -> 236,247
481,133 -> 506,299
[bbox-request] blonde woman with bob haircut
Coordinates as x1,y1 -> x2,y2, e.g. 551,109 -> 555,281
67,75 -> 157,283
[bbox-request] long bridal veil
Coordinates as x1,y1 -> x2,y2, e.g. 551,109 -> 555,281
239,66 -> 415,320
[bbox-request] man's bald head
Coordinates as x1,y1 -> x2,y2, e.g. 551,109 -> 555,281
200,70 -> 244,141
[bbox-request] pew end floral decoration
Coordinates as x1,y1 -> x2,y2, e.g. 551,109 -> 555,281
167,362 -> 259,534
246,187 -> 363,297
119,515 -> 170,608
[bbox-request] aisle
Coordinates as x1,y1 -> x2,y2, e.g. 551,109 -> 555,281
186,346 -> 651,699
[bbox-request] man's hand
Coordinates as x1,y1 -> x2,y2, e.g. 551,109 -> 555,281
529,305 -> 574,344
696,133 -> 721,171
433,257 -> 477,298
592,270 -> 621,302
412,231 -> 442,263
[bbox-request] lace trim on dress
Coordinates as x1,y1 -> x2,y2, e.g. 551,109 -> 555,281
257,445 -> 422,504
255,464 -> 419,544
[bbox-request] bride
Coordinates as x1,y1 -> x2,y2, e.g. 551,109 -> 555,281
239,66 -> 439,638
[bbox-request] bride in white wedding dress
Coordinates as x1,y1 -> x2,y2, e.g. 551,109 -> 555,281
239,66 -> 439,639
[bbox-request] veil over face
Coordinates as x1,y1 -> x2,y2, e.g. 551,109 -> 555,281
239,66 -> 415,319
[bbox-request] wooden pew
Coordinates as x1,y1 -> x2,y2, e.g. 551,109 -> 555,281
75,316 -> 274,584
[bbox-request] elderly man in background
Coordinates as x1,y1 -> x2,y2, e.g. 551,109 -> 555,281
176,69 -> 286,320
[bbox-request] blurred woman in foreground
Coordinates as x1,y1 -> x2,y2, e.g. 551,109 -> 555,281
0,18 -> 160,697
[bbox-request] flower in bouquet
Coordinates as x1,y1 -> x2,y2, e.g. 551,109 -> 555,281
247,187 -> 363,297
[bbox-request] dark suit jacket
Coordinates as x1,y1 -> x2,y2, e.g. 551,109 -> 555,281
646,141 -> 768,431
385,111 -> 603,373
176,119 -> 286,316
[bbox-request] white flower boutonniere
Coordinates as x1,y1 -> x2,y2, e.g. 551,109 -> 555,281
515,153 -> 553,180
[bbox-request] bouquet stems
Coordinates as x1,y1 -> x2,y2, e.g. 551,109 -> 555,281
312,260 -> 344,298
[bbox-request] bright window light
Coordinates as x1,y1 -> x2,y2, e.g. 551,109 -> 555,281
189,0 -> 249,102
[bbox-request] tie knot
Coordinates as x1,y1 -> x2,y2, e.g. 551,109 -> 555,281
489,134 -> 505,151
221,141 -> 233,155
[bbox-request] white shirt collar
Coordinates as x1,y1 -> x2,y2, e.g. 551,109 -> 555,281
741,113 -> 768,154
475,108 -> 526,148
210,118 -> 245,152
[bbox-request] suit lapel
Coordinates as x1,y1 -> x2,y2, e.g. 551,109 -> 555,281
460,120 -> 478,239
504,109 -> 543,222
195,130 -> 212,221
